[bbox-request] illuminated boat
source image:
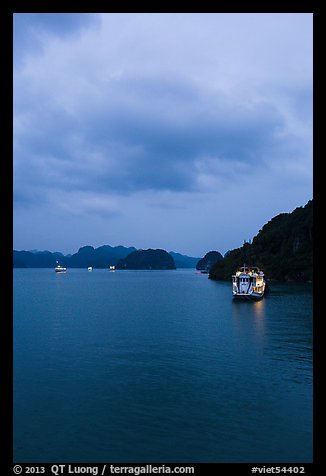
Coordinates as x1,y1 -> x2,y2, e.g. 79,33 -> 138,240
232,265 -> 265,300
55,262 -> 67,273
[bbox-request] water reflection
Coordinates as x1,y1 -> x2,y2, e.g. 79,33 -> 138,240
232,298 -> 266,317
252,298 -> 265,319
231,298 -> 266,339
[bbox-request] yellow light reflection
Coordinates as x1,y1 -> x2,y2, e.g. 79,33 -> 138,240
231,298 -> 266,341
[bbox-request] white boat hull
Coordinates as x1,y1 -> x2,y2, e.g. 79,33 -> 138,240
233,291 -> 264,301
55,267 -> 67,273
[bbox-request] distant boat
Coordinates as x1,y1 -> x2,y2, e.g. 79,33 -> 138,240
55,262 -> 67,273
88,267 -> 93,271
109,265 -> 116,271
232,265 -> 265,300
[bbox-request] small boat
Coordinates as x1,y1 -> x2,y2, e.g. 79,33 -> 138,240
232,265 -> 265,300
87,266 -> 93,271
109,265 -> 116,271
55,262 -> 67,273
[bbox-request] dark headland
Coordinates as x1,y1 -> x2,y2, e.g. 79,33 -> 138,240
209,200 -> 313,282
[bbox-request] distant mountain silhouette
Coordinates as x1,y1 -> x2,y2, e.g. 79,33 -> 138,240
13,245 -> 198,269
13,250 -> 65,268
68,245 -> 136,268
209,200 -> 313,282
117,249 -> 176,270
13,245 -> 136,269
196,251 -> 223,271
169,251 -> 200,268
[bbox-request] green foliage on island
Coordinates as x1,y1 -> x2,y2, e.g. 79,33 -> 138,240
196,251 -> 223,271
209,200 -> 313,282
117,249 -> 176,270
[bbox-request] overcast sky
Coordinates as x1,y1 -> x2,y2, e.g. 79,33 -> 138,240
13,13 -> 313,257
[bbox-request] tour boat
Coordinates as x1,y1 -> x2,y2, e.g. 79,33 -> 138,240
55,262 -> 67,273
232,265 -> 265,300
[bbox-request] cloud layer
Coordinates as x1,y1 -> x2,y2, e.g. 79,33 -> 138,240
14,13 -> 313,255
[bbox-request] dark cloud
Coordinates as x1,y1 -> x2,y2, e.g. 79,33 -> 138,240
14,13 -> 100,67
15,13 -> 99,35
13,13 -> 313,255
14,73 -> 288,203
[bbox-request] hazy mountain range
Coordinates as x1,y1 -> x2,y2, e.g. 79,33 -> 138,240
13,245 -> 201,269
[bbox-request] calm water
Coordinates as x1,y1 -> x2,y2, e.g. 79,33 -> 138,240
13,269 -> 313,463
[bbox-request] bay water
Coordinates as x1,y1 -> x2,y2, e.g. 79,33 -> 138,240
13,269 -> 313,462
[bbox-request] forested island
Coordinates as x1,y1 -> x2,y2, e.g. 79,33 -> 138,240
196,251 -> 223,271
117,249 -> 176,270
209,200 -> 313,282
